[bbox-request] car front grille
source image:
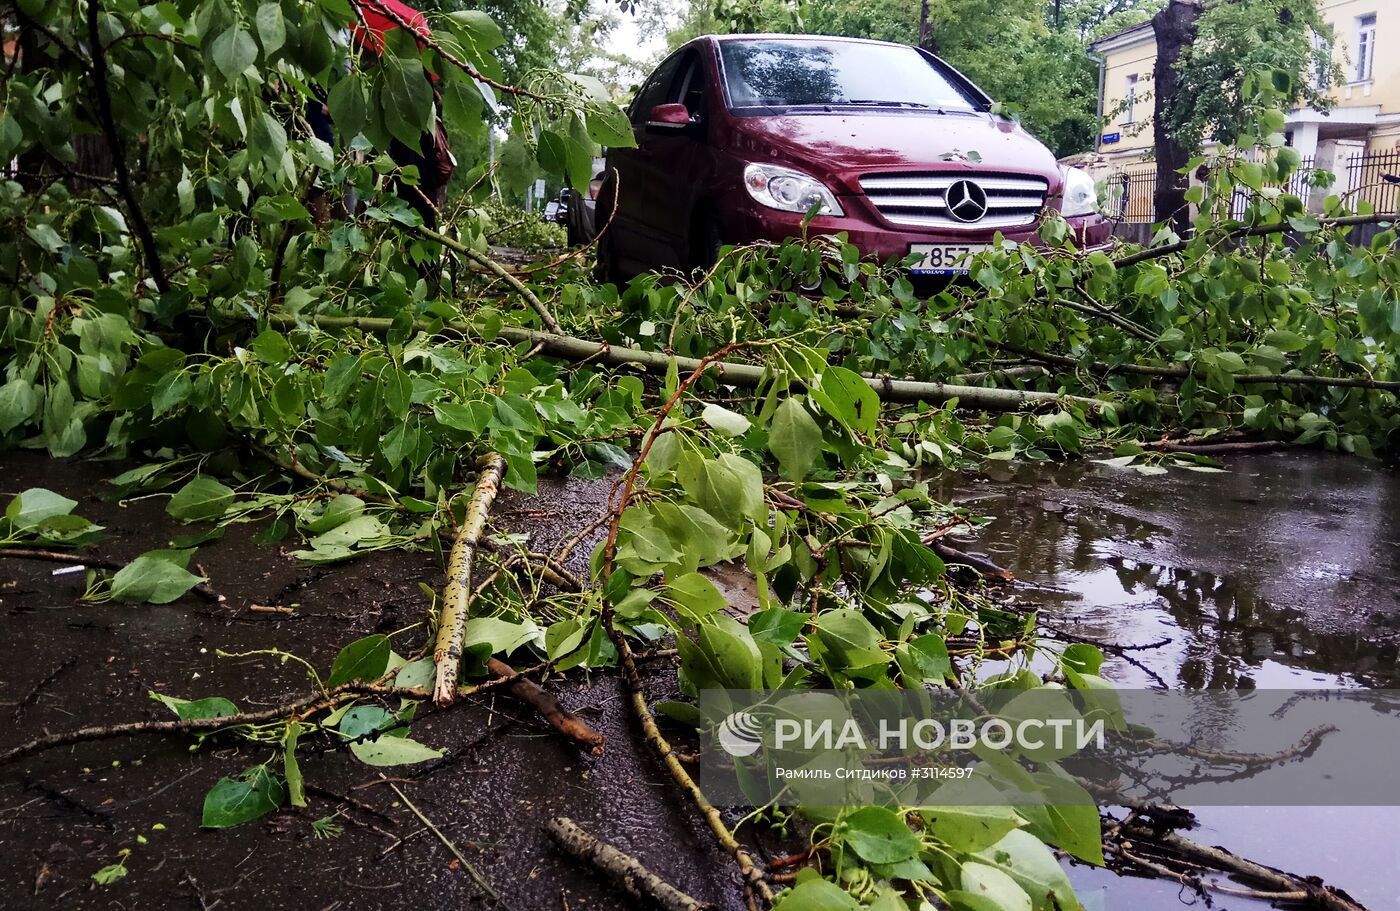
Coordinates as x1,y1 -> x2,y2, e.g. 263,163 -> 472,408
858,172 -> 1049,231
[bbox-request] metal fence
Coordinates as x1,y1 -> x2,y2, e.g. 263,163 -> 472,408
1103,165 -> 1159,224
1104,151 -> 1400,226
1230,155 -> 1319,219
1346,150 -> 1400,214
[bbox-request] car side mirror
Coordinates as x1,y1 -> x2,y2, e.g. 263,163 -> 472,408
647,103 -> 692,131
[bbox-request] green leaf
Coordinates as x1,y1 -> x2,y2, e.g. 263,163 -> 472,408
284,722 -> 306,808
955,863 -> 1033,911
701,402 -> 752,436
463,616 -> 543,654
150,371 -> 192,417
377,34 -> 432,148
972,829 -> 1077,911
152,694 -> 239,720
210,26 -> 258,81
769,398 -> 822,481
897,633 -> 951,684
811,366 -> 880,434
166,477 -> 234,522
394,657 -> 435,689
25,223 -> 64,253
254,2 -> 286,54
110,550 -> 203,604
584,100 -> 634,148
447,10 -> 505,50
924,779 -> 1027,852
92,864 -> 128,886
328,73 -> 367,139
201,766 -> 284,828
839,806 -> 921,864
749,608 -> 806,646
0,379 -> 38,433
771,876 -> 861,910
1059,643 -> 1103,676
338,706 -> 398,739
813,609 -> 889,669
326,634 -> 392,687
350,736 -> 443,766
665,571 -> 727,621
5,488 -> 78,530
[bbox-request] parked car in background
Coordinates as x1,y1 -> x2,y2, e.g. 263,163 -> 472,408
543,199 -> 561,222
564,172 -> 606,247
596,34 -> 1111,282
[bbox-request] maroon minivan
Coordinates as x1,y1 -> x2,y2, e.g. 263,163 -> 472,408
596,34 -> 1111,281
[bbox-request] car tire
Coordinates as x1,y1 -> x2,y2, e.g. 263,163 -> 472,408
695,214 -> 725,272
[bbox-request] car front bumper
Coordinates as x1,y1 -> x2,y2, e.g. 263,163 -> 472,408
724,196 -> 1114,265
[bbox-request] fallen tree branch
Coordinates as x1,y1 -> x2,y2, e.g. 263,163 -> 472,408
485,657 -> 604,754
597,343 -> 776,908
1112,211 -> 1396,269
923,538 -> 1014,582
410,224 -> 563,333
265,313 -> 1104,414
545,816 -> 709,911
1114,819 -> 1369,911
969,333 -> 1400,392
0,677 -> 508,766
1139,439 -> 1292,455
433,454 -> 507,705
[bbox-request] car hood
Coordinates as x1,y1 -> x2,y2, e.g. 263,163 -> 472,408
726,111 -> 1062,194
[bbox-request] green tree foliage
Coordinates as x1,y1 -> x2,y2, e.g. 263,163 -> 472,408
1163,0 -> 1339,150
1,1 -> 1397,907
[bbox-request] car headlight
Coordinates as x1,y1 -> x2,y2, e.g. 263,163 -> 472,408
743,163 -> 844,217
1060,167 -> 1099,217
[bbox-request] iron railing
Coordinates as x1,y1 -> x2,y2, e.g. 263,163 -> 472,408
1345,150 -> 1400,214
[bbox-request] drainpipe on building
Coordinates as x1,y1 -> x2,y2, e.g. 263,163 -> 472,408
1088,47 -> 1106,155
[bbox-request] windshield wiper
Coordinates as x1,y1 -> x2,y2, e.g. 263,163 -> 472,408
842,100 -> 933,109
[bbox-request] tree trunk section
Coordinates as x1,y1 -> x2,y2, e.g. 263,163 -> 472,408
1151,0 -> 1201,235
918,0 -> 936,53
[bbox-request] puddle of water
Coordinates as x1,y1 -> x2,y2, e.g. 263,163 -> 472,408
942,452 -> 1400,908
940,453 -> 1400,690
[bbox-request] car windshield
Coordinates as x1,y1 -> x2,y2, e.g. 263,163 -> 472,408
719,39 -> 981,112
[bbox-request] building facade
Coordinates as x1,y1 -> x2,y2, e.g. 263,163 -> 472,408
1084,0 -> 1399,218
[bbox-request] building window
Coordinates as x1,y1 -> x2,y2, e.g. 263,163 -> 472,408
1123,74 -> 1138,125
1355,14 -> 1376,82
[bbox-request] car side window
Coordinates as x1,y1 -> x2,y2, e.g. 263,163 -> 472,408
629,54 -> 683,125
672,53 -> 708,122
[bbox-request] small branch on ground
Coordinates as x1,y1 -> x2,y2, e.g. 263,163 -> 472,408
545,816 -> 710,911
0,547 -> 225,603
485,658 -> 604,754
597,343 -> 776,908
384,778 -> 513,910
1110,817 -> 1368,911
433,454 -> 507,704
921,537 -> 1014,582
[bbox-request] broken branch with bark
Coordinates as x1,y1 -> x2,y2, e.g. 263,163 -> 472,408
545,816 -> 709,911
433,454 -> 507,704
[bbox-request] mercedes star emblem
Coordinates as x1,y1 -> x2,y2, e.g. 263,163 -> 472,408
945,179 -> 988,223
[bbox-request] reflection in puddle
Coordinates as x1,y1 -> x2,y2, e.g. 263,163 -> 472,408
937,453 -> 1400,908
938,454 -> 1400,689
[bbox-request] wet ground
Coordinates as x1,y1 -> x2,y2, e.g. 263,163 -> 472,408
939,453 -> 1400,910
2,450 -> 1397,909
0,453 -> 743,910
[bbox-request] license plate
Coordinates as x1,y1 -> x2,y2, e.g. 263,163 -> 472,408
909,243 -> 991,275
